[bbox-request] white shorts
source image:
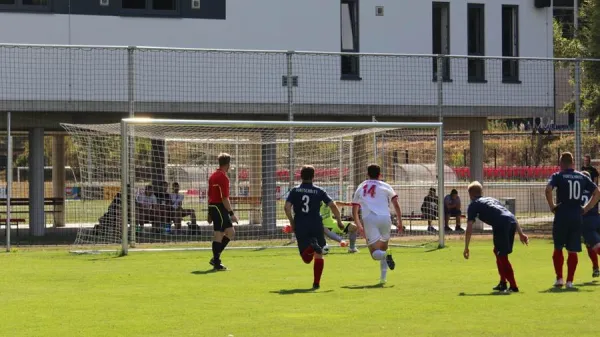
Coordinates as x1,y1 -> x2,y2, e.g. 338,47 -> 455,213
363,213 -> 392,246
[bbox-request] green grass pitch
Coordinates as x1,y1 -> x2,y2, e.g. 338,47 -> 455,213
1,239 -> 597,337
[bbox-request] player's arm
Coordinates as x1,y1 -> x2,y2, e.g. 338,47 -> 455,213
284,201 -> 295,230
326,201 -> 344,230
220,176 -> 238,224
464,219 -> 474,259
335,201 -> 354,207
515,222 -> 529,245
545,184 -> 557,213
351,204 -> 362,233
391,195 -> 403,234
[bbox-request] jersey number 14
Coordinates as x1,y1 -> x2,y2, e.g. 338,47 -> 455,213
363,184 -> 376,198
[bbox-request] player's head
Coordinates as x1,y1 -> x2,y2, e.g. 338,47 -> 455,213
584,154 -> 591,166
560,152 -> 574,170
300,165 -> 315,182
429,187 -> 436,196
218,153 -> 231,171
172,182 -> 180,192
467,181 -> 483,200
582,171 -> 591,179
367,164 -> 381,180
145,184 -> 153,195
450,189 -> 458,199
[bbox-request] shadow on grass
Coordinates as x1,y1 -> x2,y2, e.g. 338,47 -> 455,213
191,269 -> 218,275
341,284 -> 394,290
458,291 -> 512,297
576,280 -> 599,287
538,287 -> 591,293
270,288 -> 333,295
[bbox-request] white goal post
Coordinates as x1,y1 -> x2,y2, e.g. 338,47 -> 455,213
63,118 -> 445,255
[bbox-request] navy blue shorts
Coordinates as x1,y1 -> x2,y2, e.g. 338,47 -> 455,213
208,203 -> 233,232
553,212 -> 583,252
492,221 -> 516,256
295,224 -> 326,254
445,209 -> 461,217
583,215 -> 600,247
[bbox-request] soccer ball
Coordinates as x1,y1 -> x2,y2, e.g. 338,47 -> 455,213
323,244 -> 330,255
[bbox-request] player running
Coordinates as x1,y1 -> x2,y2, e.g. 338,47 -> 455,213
545,152 -> 600,288
207,153 -> 239,271
580,171 -> 600,278
284,165 -> 344,290
320,201 -> 360,253
352,164 -> 402,285
463,181 -> 529,293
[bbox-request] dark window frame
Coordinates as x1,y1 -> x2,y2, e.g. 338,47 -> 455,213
502,5 -> 520,83
340,0 -> 361,80
120,0 -> 179,17
467,3 -> 486,83
0,0 -> 51,13
432,1 -> 452,82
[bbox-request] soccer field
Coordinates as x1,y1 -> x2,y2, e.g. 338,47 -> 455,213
1,239 -> 597,337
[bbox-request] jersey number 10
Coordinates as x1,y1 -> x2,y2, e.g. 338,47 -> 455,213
567,180 -> 581,200
363,185 -> 376,198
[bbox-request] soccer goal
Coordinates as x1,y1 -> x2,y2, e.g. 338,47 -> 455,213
62,119 -> 445,254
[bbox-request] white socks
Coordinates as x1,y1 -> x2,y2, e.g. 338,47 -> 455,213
371,250 -> 386,260
380,259 -> 388,280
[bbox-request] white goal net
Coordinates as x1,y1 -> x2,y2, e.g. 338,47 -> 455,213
62,119 -> 445,253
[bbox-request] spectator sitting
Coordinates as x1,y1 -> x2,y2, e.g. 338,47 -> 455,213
581,154 -> 599,184
444,189 -> 464,233
136,185 -> 158,228
98,186 -> 131,232
420,187 -> 439,233
154,181 -> 172,227
170,182 -> 197,230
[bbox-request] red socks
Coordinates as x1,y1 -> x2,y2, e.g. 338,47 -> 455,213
587,246 -> 599,269
313,258 -> 324,285
301,246 -> 314,264
494,249 -> 507,283
497,255 -> 517,288
553,249 -> 564,280
567,252 -> 578,283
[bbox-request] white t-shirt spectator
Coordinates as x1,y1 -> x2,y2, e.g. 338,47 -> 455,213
136,194 -> 157,210
170,193 -> 184,209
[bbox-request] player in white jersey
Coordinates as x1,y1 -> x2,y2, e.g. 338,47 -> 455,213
352,164 -> 403,284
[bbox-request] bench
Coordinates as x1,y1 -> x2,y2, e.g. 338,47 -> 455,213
0,198 -> 65,226
0,218 -> 25,236
398,211 -> 466,232
229,196 -> 262,223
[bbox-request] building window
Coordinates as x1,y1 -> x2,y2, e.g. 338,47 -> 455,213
432,2 -> 451,81
122,0 -> 177,13
0,0 -> 50,11
502,5 -> 519,82
341,0 -> 360,79
467,4 -> 485,82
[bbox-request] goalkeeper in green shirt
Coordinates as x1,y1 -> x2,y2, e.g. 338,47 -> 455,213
320,201 -> 359,253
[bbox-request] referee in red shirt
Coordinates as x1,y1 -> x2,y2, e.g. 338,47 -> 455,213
208,153 -> 238,271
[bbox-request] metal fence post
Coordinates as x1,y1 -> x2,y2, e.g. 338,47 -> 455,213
127,46 -> 136,247
6,112 -> 12,252
121,120 -> 129,255
574,58 -> 582,168
436,55 -> 445,248
287,51 -> 294,191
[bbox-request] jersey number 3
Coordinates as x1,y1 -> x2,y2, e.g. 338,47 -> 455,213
302,195 -> 310,213
567,180 -> 581,200
363,184 -> 376,198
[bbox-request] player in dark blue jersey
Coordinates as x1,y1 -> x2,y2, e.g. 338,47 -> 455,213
463,181 -> 529,293
284,165 -> 344,290
580,171 -> 600,278
545,152 -> 600,288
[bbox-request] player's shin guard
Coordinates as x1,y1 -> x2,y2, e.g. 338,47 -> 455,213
587,246 -> 599,269
349,232 -> 357,249
211,241 -> 221,262
301,246 -> 315,264
220,236 -> 231,253
371,250 -> 386,260
313,257 -> 324,286
567,252 -> 578,283
553,249 -> 564,280
498,256 -> 517,289
494,249 -> 506,283
324,229 -> 343,243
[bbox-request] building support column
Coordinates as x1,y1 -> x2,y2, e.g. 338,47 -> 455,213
52,135 -> 66,227
29,128 -> 45,236
261,132 -> 277,230
469,130 -> 484,183
150,139 -> 166,185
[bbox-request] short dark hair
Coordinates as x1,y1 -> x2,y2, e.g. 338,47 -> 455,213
429,187 -> 436,194
367,164 -> 381,179
218,153 -> 231,167
451,189 -> 458,195
172,182 -> 180,188
300,165 -> 315,181
585,154 -> 592,160
560,152 -> 574,166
